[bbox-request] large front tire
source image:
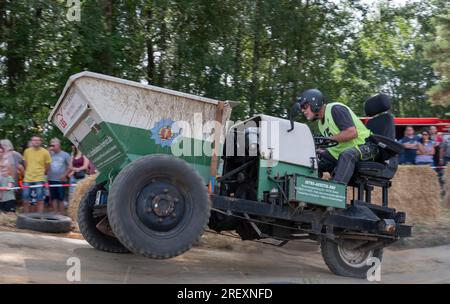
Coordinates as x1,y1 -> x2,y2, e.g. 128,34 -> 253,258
78,183 -> 130,253
321,238 -> 383,279
107,154 -> 211,258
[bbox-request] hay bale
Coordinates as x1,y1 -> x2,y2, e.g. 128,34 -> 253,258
370,166 -> 441,224
68,174 -> 97,224
0,212 -> 17,228
197,232 -> 237,250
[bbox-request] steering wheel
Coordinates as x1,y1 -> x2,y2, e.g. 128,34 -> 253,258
313,136 -> 339,149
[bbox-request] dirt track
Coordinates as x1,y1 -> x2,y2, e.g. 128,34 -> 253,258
1,231 -> 449,284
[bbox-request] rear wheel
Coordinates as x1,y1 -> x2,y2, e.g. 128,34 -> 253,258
78,183 -> 129,253
107,154 -> 210,258
321,238 -> 383,278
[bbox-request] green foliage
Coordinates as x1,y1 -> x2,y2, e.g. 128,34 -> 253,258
425,2 -> 450,107
0,0 -> 448,152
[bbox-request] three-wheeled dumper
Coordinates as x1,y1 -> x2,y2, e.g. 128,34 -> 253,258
49,72 -> 411,278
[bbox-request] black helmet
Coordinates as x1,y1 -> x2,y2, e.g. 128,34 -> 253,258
297,89 -> 325,113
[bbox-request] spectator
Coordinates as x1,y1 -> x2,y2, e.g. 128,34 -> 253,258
22,135 -> 51,213
48,138 -> 71,214
0,139 -> 24,186
430,126 -> 443,143
440,135 -> 450,166
399,126 -> 420,164
68,145 -> 89,199
429,126 -> 443,166
415,130 -> 435,165
0,145 -> 16,213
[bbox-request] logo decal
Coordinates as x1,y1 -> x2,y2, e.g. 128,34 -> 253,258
150,118 -> 179,147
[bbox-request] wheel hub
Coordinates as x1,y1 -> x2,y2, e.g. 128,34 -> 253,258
135,180 -> 185,232
337,241 -> 374,268
151,193 -> 175,217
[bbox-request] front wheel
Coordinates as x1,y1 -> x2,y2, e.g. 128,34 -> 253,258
107,154 -> 211,259
321,238 -> 383,278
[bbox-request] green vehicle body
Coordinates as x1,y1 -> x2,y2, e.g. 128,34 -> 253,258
48,71 -> 346,209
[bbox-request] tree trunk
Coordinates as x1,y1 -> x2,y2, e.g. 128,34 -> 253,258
233,25 -> 242,100
145,6 -> 155,84
249,0 -> 262,117
2,2 -> 25,94
157,3 -> 168,86
97,0 -> 114,74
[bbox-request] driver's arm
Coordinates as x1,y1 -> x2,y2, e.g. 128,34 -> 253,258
331,126 -> 358,142
328,105 -> 357,143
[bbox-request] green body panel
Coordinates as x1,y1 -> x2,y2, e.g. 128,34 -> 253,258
257,160 -> 318,201
294,175 -> 346,209
76,122 -> 213,187
257,160 -> 346,208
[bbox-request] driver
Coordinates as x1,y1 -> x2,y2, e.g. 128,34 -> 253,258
297,89 -> 375,184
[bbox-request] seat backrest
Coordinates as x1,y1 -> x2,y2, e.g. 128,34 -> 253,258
367,113 -> 395,139
364,94 -> 399,177
351,94 -> 400,184
364,94 -> 395,139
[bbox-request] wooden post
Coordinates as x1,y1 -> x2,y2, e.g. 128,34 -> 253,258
209,101 -> 225,193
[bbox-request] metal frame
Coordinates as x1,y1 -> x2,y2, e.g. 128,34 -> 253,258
352,175 -> 392,207
210,194 -> 411,240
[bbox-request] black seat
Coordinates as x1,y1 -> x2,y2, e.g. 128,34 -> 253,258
349,94 -> 402,206
355,94 -> 401,180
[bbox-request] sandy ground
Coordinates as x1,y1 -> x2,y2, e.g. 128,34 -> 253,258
2,207 -> 450,284
1,230 -> 450,284
391,208 -> 450,250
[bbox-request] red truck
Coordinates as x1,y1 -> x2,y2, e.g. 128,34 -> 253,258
360,117 -> 450,140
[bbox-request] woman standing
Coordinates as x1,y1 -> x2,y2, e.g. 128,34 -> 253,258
0,145 -> 16,213
0,139 -> 24,186
68,145 -> 90,198
416,130 -> 435,166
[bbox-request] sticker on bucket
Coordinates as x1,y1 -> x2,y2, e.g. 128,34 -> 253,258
150,118 -> 180,147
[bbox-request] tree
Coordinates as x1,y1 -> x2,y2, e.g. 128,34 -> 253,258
331,0 -> 449,117
426,4 -> 450,107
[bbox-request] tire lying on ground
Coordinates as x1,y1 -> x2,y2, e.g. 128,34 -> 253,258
77,183 -> 130,253
16,213 -> 72,233
321,238 -> 383,279
108,154 -> 211,258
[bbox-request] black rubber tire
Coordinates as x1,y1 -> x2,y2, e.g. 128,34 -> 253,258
107,154 -> 211,259
321,238 -> 384,279
16,213 -> 72,233
78,183 -> 130,253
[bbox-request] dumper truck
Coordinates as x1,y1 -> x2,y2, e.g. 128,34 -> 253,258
49,72 -> 411,278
